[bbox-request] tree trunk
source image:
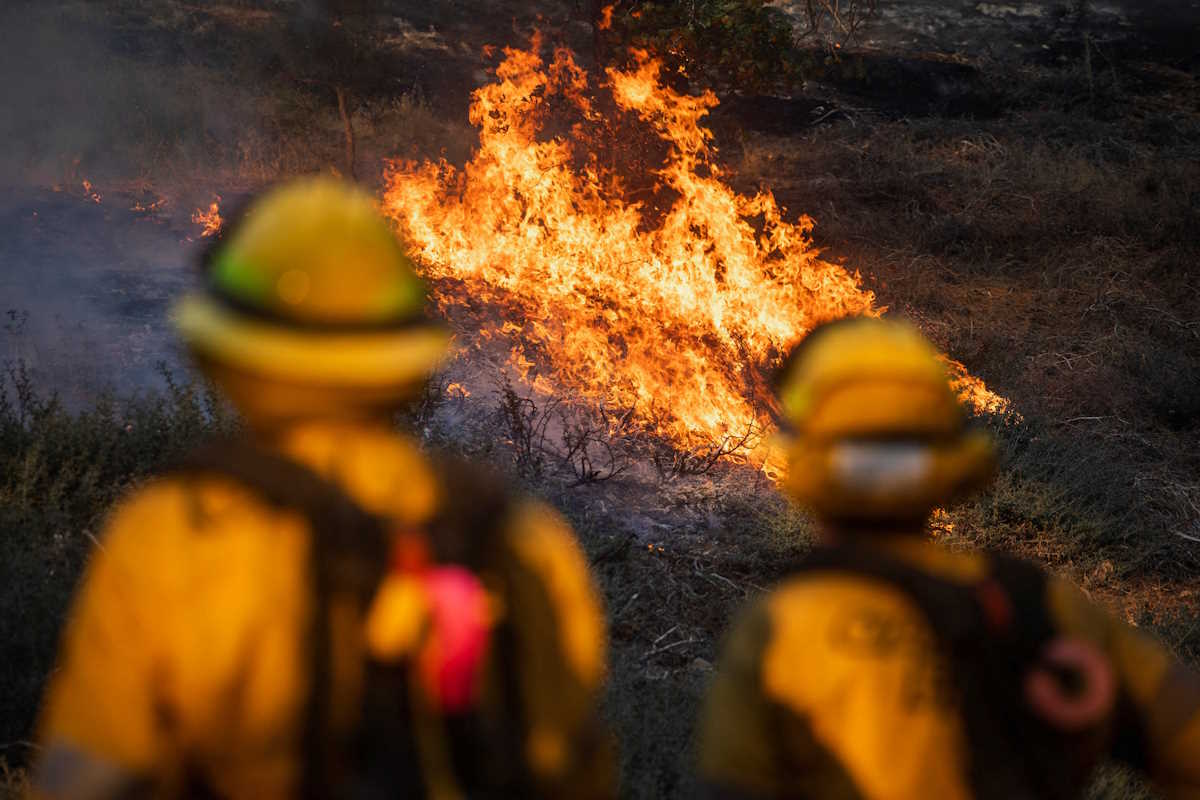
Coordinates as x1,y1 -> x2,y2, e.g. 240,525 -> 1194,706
335,84 -> 356,180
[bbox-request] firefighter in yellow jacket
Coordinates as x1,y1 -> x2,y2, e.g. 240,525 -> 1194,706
32,177 -> 613,799
698,317 -> 1200,800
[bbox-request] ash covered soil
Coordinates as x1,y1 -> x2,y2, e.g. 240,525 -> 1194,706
1,2 -> 1199,798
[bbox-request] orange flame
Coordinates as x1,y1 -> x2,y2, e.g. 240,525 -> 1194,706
191,197 -> 223,238
382,44 -> 1005,456
597,4 -> 615,30
943,356 -> 1011,416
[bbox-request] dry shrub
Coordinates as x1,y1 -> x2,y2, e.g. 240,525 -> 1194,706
365,92 -> 476,166
1087,765 -> 1157,800
798,0 -> 880,47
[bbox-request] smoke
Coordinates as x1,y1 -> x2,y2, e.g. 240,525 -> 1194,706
0,1 -> 523,401
0,4 -> 114,186
0,2 -> 353,192
0,185 -> 198,406
0,2 -> 244,401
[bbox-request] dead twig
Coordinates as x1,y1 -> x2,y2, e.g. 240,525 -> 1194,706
650,625 -> 679,647
644,636 -> 699,660
650,417 -> 765,481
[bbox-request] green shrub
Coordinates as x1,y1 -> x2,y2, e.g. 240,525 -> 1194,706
603,0 -> 805,93
594,0 -> 882,94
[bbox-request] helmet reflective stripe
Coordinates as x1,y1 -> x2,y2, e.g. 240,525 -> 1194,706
204,177 -> 429,326
829,441 -> 934,497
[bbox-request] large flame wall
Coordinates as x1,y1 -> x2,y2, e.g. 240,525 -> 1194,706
382,44 -> 1002,453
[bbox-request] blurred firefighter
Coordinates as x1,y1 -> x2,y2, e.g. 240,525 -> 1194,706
698,316 -> 1200,800
32,177 -> 614,800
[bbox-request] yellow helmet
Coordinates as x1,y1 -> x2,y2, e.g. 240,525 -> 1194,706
172,177 -> 450,413
774,317 -> 994,522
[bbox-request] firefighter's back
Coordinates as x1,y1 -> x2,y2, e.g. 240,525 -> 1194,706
32,178 -> 614,800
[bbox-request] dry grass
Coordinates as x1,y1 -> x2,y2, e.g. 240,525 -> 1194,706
734,72 -> 1200,601
0,760 -> 28,800
0,366 -> 235,757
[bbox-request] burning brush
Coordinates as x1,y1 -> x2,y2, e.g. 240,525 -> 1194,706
382,42 -> 1007,466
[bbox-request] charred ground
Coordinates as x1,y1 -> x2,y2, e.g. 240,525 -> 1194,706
2,2 -> 1199,798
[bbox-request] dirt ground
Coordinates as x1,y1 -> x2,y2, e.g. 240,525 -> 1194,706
1,1 -> 1198,798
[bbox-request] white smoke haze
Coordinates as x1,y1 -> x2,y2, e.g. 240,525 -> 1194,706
0,2 -> 278,403
0,1 -> 487,404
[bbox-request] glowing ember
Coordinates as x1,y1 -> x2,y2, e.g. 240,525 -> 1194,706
130,196 -> 167,214
382,43 -> 1006,457
81,179 -> 102,204
191,197 -> 223,237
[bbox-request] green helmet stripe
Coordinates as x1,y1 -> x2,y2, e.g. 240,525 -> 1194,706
211,249 -> 273,303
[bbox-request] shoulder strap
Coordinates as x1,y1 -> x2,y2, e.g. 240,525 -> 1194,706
986,554 -> 1054,656
424,454 -> 515,569
174,441 -> 392,799
793,544 -> 988,644
175,441 -> 390,601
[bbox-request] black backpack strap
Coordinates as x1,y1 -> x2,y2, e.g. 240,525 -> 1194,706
793,544 -> 988,643
427,456 -> 535,797
424,454 -> 514,569
954,555 -> 1070,800
175,442 -> 390,602
986,555 -> 1054,651
343,454 -> 533,797
174,442 -> 392,799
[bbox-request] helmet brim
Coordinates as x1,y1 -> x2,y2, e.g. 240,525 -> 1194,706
172,294 -> 451,389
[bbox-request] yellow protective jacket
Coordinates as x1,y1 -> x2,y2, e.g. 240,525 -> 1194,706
698,536 -> 1200,800
33,422 -> 612,799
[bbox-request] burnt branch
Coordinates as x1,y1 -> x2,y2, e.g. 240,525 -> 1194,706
494,378 -> 559,479
650,417 -> 765,481
552,403 -> 638,486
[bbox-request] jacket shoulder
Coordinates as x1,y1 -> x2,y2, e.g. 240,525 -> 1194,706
48,474 -> 313,760
101,473 -> 306,550
91,474 -> 312,635
501,500 -> 607,688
